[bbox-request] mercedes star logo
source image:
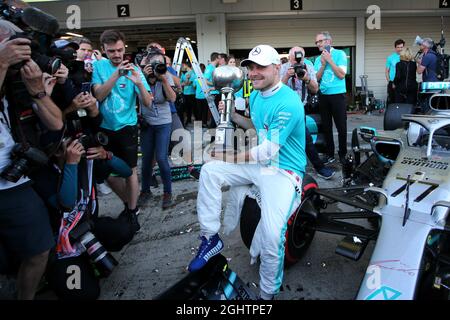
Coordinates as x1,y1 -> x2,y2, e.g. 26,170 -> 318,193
252,47 -> 261,55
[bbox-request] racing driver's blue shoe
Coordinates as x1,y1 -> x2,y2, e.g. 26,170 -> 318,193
188,234 -> 224,272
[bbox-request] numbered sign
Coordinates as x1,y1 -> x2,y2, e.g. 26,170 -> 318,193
440,0 -> 449,8
291,0 -> 303,10
117,4 -> 130,17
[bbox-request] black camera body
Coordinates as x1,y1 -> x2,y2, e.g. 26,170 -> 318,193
292,51 -> 307,79
78,132 -> 109,151
0,143 -> 49,183
8,33 -> 62,75
135,46 -> 167,77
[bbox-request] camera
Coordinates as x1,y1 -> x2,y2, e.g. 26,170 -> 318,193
78,132 -> 109,151
135,46 -> 167,77
8,33 -> 61,75
292,51 -> 307,79
1,3 -> 62,75
69,221 -> 118,277
1,143 -> 49,183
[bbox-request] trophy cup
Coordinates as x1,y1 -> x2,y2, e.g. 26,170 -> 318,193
212,66 -> 244,153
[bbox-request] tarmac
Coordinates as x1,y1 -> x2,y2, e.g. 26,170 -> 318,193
0,111 -> 386,300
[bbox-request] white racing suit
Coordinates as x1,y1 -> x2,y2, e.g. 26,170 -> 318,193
197,161 -> 302,296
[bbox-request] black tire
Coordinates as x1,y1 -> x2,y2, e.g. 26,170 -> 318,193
239,175 -> 318,267
383,103 -> 415,131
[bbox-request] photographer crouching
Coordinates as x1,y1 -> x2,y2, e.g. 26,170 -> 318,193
0,19 -> 63,299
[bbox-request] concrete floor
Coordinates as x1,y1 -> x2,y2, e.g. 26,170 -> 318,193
0,111 -> 386,300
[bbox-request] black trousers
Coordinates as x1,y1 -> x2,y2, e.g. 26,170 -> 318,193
196,98 -> 209,126
318,93 -> 348,158
305,127 -> 324,171
394,89 -> 417,105
183,94 -> 196,125
387,81 -> 396,105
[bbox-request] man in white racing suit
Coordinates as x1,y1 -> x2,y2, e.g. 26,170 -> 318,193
188,44 -> 307,300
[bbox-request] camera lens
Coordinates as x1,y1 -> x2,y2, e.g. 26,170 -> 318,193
80,232 -> 118,277
94,132 -> 109,146
0,158 -> 29,183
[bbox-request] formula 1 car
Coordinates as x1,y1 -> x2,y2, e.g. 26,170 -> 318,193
240,89 -> 450,300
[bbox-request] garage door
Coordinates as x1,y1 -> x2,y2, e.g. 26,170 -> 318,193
227,18 -> 356,50
365,17 -> 448,102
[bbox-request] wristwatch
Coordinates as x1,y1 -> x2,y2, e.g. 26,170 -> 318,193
305,79 -> 311,85
32,91 -> 47,99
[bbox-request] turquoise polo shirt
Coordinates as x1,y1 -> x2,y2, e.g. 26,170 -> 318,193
204,63 -> 219,95
386,53 -> 400,81
192,73 -> 205,99
314,48 -> 347,95
92,59 -> 150,131
249,84 -> 306,177
181,70 -> 196,95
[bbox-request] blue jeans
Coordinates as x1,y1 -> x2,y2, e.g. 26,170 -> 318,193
140,123 -> 172,194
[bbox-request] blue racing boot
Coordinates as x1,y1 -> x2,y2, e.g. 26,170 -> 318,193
188,234 -> 224,272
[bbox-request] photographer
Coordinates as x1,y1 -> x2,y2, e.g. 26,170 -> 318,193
138,46 -> 176,209
0,19 -> 62,299
416,37 -> 439,82
30,132 -> 136,300
314,31 -> 348,165
280,46 -> 335,180
92,30 -> 152,218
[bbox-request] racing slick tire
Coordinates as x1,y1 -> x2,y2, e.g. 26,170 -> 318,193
383,103 -> 415,131
240,174 -> 318,267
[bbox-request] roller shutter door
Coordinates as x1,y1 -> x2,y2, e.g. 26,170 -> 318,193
227,18 -> 356,50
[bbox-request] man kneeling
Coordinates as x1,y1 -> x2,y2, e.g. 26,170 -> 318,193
189,45 -> 307,300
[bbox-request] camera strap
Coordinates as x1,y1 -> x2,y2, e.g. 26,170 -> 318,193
56,159 -> 95,259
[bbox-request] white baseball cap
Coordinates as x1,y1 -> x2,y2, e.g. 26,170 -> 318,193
241,44 -> 280,67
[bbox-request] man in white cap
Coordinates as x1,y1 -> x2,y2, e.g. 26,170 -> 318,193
188,44 -> 306,300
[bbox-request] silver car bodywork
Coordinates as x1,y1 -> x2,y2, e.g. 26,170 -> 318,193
357,94 -> 450,300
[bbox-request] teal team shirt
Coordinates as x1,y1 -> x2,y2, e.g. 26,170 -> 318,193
386,52 -> 400,81
249,84 -> 306,177
314,48 -> 347,95
204,63 -> 219,95
192,73 -> 205,99
92,59 -> 150,131
181,70 -> 196,95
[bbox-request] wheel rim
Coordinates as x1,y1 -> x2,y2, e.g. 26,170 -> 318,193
290,205 -> 315,250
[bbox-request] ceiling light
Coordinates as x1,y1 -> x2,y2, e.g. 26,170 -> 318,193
66,32 -> 83,38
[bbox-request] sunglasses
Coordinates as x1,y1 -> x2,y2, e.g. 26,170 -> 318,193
315,39 -> 326,45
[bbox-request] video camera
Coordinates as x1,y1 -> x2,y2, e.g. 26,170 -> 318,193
1,3 -> 61,74
135,46 -> 167,77
292,51 -> 307,79
414,17 -> 450,80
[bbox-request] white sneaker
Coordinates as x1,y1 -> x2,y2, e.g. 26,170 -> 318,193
97,183 -> 112,195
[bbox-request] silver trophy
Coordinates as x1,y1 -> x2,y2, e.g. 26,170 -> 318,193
212,66 -> 244,152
